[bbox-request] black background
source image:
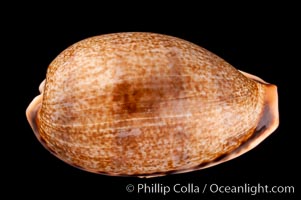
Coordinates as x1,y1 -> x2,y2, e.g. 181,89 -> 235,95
7,5 -> 298,200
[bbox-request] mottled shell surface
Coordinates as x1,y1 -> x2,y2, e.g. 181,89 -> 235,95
26,32 -> 279,177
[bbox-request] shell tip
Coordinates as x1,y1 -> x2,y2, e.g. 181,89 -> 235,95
259,84 -> 279,134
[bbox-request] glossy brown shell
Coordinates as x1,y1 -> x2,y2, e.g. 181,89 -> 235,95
26,32 -> 279,177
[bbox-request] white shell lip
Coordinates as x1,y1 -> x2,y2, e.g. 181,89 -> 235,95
239,70 -> 268,84
38,79 -> 46,93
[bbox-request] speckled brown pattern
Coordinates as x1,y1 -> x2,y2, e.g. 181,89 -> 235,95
26,32 -> 279,177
